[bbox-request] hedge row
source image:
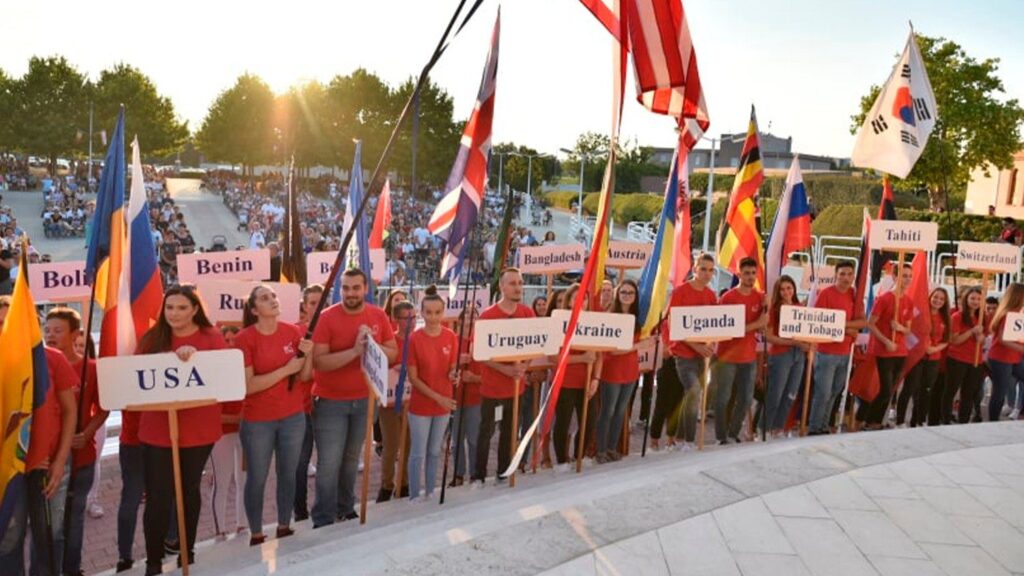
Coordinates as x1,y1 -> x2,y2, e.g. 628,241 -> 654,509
811,204 -> 1004,241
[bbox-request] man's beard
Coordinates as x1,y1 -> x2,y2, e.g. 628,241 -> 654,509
344,297 -> 363,311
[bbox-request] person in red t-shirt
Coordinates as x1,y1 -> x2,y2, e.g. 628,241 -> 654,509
293,284 -> 323,520
763,275 -> 809,438
406,287 -> 458,500
896,287 -> 951,427
311,269 -> 397,527
44,307 -> 108,576
860,264 -> 915,429
595,280 -> 641,462
451,303 -> 482,486
235,285 -> 313,545
472,268 -> 534,484
942,287 -> 987,424
985,283 -> 1024,422
377,300 -> 413,502
551,284 -> 599,469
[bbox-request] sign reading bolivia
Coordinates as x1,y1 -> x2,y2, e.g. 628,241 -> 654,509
606,241 -> 653,269
177,249 -> 270,284
1002,312 -> 1024,343
362,336 -> 389,403
194,280 -> 301,324
551,309 -> 634,351
956,241 -> 1021,274
669,305 -> 745,341
28,260 -> 89,302
307,249 -> 387,284
472,317 -> 562,361
97,349 -> 246,410
637,336 -> 664,372
778,305 -> 847,342
517,244 -> 585,274
868,220 -> 938,252
439,286 -> 488,319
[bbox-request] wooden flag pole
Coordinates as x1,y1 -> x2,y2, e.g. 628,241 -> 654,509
168,409 -> 190,575
360,387 -> 376,524
531,378 -> 540,473
975,271 -> 990,366
394,407 -> 408,498
576,361 -> 594,473
509,377 -> 521,487
800,347 -> 817,437
698,354 -> 711,451
893,251 -> 906,345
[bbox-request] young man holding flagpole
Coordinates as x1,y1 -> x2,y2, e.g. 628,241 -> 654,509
669,253 -> 717,451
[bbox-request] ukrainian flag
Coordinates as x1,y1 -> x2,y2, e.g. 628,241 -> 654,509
0,240 -> 50,542
637,146 -> 681,337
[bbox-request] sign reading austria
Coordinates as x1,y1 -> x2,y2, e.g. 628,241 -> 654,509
869,220 -> 938,252
307,249 -> 386,284
778,305 -> 847,343
97,349 -> 246,410
516,244 -> 585,274
177,249 -> 270,284
195,280 -> 301,324
472,317 -> 562,361
669,305 -> 745,341
606,241 -> 653,269
551,309 -> 634,351
362,336 -> 390,402
28,260 -> 89,302
956,241 -> 1021,274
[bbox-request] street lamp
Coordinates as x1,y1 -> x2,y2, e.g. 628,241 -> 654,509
508,151 -> 552,199
559,147 -> 605,228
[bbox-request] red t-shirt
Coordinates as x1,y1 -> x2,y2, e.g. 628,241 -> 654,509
296,321 -> 314,414
479,303 -> 535,399
312,303 -> 396,401
947,310 -> 986,365
716,288 -> 764,363
138,328 -> 226,448
562,356 -> 590,390
769,302 -> 801,356
815,286 -> 862,356
26,348 -> 78,471
459,337 -> 482,407
988,317 -> 1022,364
70,358 -> 101,470
408,327 -> 459,417
120,411 -> 141,446
869,291 -> 916,358
927,312 -> 948,361
234,322 -> 307,422
668,283 -> 718,358
221,401 -> 243,434
601,334 -> 640,384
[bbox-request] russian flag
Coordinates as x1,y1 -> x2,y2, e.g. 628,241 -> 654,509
765,157 -> 812,296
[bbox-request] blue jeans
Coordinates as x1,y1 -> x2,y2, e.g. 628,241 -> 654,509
0,467 -> 69,576
408,414 -> 447,498
765,349 -> 806,432
810,352 -> 850,433
987,360 -> 1024,422
240,412 -> 305,533
294,413 -> 314,516
714,361 -> 757,442
673,357 -> 706,442
452,404 -> 481,479
596,381 -> 637,454
63,465 -> 95,574
311,397 -> 368,527
117,444 -> 145,562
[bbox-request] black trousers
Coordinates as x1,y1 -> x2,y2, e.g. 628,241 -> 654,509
552,389 -> 597,463
639,370 -> 655,422
929,370 -> 947,425
143,443 -> 213,568
474,397 -> 514,481
650,361 -> 683,440
943,358 -> 984,424
896,359 -> 939,426
858,356 -> 905,425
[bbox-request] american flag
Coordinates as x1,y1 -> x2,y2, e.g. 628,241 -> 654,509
428,10 -> 500,282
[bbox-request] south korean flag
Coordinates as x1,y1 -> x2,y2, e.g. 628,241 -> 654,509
851,29 -> 938,179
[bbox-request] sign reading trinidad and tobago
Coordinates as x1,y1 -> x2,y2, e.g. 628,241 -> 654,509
97,349 -> 246,410
669,305 -> 745,342
194,280 -> 301,324
606,241 -> 653,269
28,260 -> 89,302
551,309 -> 635,351
868,220 -> 938,252
778,305 -> 847,343
516,244 -> 585,274
306,249 -> 387,284
177,249 -> 270,284
956,241 -> 1021,274
472,317 -> 562,361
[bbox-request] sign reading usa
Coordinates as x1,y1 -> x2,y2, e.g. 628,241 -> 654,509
28,260 -> 89,302
177,249 -> 270,284
97,349 -> 246,410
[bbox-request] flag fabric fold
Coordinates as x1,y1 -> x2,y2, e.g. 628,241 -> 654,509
338,142 -> 373,303
901,251 -> 932,379
369,178 -> 393,250
765,157 -> 812,296
637,144 -> 683,337
717,106 -> 764,284
281,159 -> 307,286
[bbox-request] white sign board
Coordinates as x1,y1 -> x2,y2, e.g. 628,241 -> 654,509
306,249 -> 386,284
517,244 -> 585,274
439,286 -> 489,319
669,305 -> 745,341
606,241 -> 653,269
799,264 -> 837,291
637,336 -> 664,372
195,280 -> 301,324
97,349 -> 245,411
551,309 -> 635,351
869,220 -> 938,252
386,366 -> 413,408
28,260 -> 89,302
472,317 -> 562,361
1002,312 -> 1024,343
957,241 -> 1021,274
177,249 -> 270,284
362,336 -> 389,403
778,305 -> 847,343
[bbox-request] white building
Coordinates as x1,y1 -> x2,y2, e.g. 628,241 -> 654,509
964,150 -> 1024,217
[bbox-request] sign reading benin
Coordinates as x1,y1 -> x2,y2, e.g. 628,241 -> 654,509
551,309 -> 635,351
472,317 -> 562,361
778,305 -> 847,342
28,260 -> 89,302
362,336 -> 389,403
177,249 -> 270,284
306,249 -> 386,284
439,286 -> 489,319
868,220 -> 938,252
669,305 -> 745,341
956,241 -> 1021,274
97,349 -> 246,411
606,241 -> 653,269
195,280 -> 301,324
516,244 -> 585,274
1002,312 -> 1024,343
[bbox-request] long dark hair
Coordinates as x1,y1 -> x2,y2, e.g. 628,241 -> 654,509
545,289 -> 565,317
138,284 -> 214,353
612,279 -> 638,316
384,289 -> 409,317
929,287 -> 952,343
770,275 -> 799,328
958,286 -> 982,327
242,284 -> 272,328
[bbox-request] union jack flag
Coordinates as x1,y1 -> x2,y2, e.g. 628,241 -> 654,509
428,10 -> 500,281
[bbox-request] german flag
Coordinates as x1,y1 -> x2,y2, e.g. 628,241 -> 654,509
717,106 -> 764,284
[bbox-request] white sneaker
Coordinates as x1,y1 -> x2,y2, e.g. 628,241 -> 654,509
358,458 -> 364,472
469,479 -> 485,490
1010,409 -> 1020,420
87,502 -> 104,519
554,463 -> 572,473
677,442 -> 693,453
307,463 -> 317,477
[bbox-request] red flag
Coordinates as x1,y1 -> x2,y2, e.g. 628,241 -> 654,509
369,178 -> 392,250
901,251 -> 932,378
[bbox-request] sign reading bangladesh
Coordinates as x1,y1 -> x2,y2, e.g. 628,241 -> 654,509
551,309 -> 634,351
177,249 -> 270,284
669,305 -> 745,341
472,317 -> 562,361
778,305 -> 846,342
97,350 -> 246,410
869,220 -> 938,252
516,244 -> 585,274
28,260 -> 89,302
956,241 -> 1021,274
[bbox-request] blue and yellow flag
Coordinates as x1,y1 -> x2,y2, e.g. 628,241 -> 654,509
636,146 -> 682,337
0,240 -> 50,542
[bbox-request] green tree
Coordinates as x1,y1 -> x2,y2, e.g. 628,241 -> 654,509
91,63 -> 189,158
852,35 -> 1024,210
324,69 -> 395,176
389,77 -> 461,194
490,142 -> 553,194
195,73 -> 275,177
280,80 -> 333,171
562,132 -> 615,192
12,56 -> 88,169
0,69 -> 15,151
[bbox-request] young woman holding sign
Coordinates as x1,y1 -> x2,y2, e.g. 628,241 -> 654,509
763,275 -> 808,438
235,285 -> 314,546
595,280 -> 640,463
551,283 -> 598,470
942,287 -> 987,425
985,283 -> 1024,422
895,288 -> 950,428
137,284 -> 226,575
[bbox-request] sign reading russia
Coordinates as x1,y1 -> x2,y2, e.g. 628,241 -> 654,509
194,280 -> 301,324
28,260 -> 89,302
472,317 -> 562,361
306,249 -> 387,284
606,241 -> 653,269
669,305 -> 745,341
778,305 -> 846,343
517,244 -> 585,274
362,336 -> 389,403
869,220 -> 938,252
956,241 -> 1021,274
177,249 -> 270,284
551,309 -> 634,351
96,349 -> 246,410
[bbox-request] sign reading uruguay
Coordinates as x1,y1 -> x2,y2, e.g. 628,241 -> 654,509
194,280 -> 301,324
516,244 -> 585,274
28,260 -> 89,302
472,317 -> 562,361
177,249 -> 270,284
551,309 -> 635,351
306,249 -> 386,284
97,349 -> 245,410
669,305 -> 745,341
362,336 -> 389,403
